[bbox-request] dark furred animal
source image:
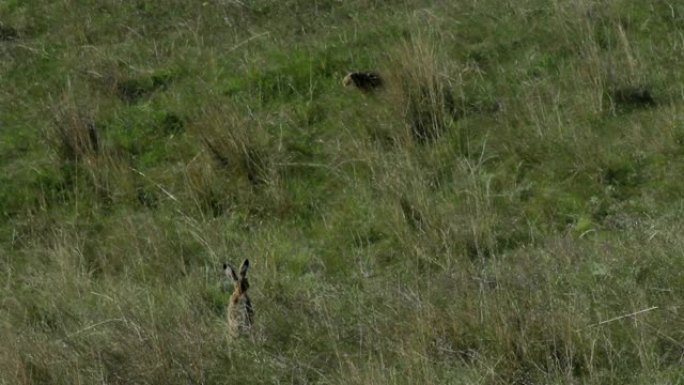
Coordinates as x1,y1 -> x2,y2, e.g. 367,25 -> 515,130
343,71 -> 384,92
611,87 -> 656,109
224,259 -> 253,337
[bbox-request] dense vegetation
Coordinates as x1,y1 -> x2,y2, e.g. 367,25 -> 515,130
2,1 -> 683,384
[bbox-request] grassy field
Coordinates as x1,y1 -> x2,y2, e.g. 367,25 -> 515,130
1,0 -> 684,384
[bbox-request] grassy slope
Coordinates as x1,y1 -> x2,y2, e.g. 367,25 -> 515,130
1,0 -> 684,384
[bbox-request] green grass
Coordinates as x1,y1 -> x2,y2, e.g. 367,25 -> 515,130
2,0 -> 684,384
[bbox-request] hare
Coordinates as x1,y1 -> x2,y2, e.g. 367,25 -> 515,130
342,71 -> 383,92
224,259 -> 254,337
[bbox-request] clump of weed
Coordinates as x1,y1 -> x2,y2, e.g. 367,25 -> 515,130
48,93 -> 100,164
0,23 -> 19,41
115,73 -> 171,103
87,62 -> 173,103
197,109 -> 274,187
188,105 -> 291,218
159,112 -> 185,135
388,35 -> 457,144
45,87 -> 138,207
184,155 -> 233,217
399,195 -> 427,233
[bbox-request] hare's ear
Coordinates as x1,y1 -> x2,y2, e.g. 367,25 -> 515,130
239,259 -> 250,277
224,263 -> 238,281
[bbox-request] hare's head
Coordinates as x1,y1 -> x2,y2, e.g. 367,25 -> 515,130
224,259 -> 250,295
342,73 -> 354,87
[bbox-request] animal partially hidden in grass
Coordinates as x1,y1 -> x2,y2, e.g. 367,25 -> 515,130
343,71 -> 383,92
610,86 -> 656,110
224,259 -> 254,337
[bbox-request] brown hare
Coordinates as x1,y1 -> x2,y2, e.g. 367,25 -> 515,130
224,259 -> 254,337
342,71 -> 383,92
